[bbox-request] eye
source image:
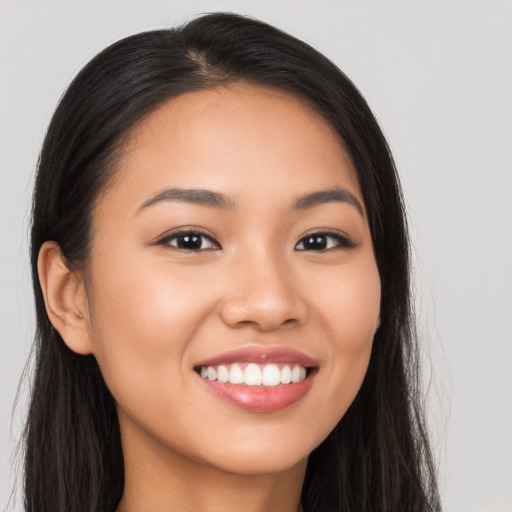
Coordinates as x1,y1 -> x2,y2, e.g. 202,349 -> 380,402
158,229 -> 221,251
295,231 -> 356,251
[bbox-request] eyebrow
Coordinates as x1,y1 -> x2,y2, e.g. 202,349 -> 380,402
138,188 -> 236,212
294,187 -> 364,216
138,186 -> 364,216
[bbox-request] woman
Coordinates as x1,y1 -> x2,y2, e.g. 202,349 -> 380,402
25,12 -> 440,512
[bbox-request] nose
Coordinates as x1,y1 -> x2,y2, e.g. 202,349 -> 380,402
219,253 -> 308,332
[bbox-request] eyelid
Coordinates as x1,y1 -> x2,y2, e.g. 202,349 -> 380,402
154,226 -> 222,250
295,228 -> 357,251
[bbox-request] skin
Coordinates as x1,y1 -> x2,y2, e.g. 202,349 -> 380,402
38,84 -> 381,512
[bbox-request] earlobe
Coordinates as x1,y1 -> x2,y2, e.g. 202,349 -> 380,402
374,315 -> 381,334
38,241 -> 93,355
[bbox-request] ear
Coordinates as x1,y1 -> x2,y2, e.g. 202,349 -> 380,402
38,241 -> 94,355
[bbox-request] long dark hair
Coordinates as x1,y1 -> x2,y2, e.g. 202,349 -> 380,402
24,12 -> 440,512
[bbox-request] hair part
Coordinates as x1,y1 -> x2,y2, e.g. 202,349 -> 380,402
25,12 -> 440,511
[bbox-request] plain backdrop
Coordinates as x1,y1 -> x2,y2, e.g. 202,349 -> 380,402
0,1 -> 510,511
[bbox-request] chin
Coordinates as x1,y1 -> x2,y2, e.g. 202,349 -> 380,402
205,447 -> 310,476
185,424 -> 319,476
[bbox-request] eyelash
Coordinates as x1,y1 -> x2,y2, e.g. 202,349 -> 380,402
157,228 -> 221,251
156,228 -> 356,252
294,230 -> 356,251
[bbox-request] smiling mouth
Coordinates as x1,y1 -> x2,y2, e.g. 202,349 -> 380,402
194,362 -> 313,387
193,346 -> 319,412
194,363 -> 317,413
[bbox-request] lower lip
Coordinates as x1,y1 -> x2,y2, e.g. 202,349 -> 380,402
198,373 -> 316,412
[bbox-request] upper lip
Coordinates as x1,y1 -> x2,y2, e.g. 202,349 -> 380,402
194,346 -> 318,368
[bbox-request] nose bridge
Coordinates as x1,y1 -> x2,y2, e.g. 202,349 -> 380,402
219,244 -> 307,331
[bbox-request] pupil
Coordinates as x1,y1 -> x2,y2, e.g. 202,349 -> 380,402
306,235 -> 326,250
178,234 -> 202,249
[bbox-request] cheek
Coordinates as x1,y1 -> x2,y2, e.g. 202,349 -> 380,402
310,253 -> 381,345
85,250 -> 217,414
330,257 -> 380,371
304,256 -> 380,430
88,243 -> 218,346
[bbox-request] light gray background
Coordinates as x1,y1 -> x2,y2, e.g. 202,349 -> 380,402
1,1 -> 510,511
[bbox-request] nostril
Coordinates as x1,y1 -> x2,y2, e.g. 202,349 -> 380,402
218,293 -> 308,331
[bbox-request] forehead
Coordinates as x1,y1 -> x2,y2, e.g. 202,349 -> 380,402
98,84 -> 362,215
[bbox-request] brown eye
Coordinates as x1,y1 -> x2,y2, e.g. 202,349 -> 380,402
295,232 -> 355,251
160,231 -> 221,251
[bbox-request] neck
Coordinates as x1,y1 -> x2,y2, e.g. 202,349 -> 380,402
116,413 -> 306,512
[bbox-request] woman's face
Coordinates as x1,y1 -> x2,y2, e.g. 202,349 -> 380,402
84,84 -> 380,475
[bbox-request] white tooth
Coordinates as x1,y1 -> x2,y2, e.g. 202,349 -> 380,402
229,363 -> 244,384
280,365 -> 292,384
200,367 -> 208,378
300,366 -> 307,381
291,365 -> 302,383
262,364 -> 281,387
217,365 -> 229,383
207,366 -> 217,381
244,363 -> 262,386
